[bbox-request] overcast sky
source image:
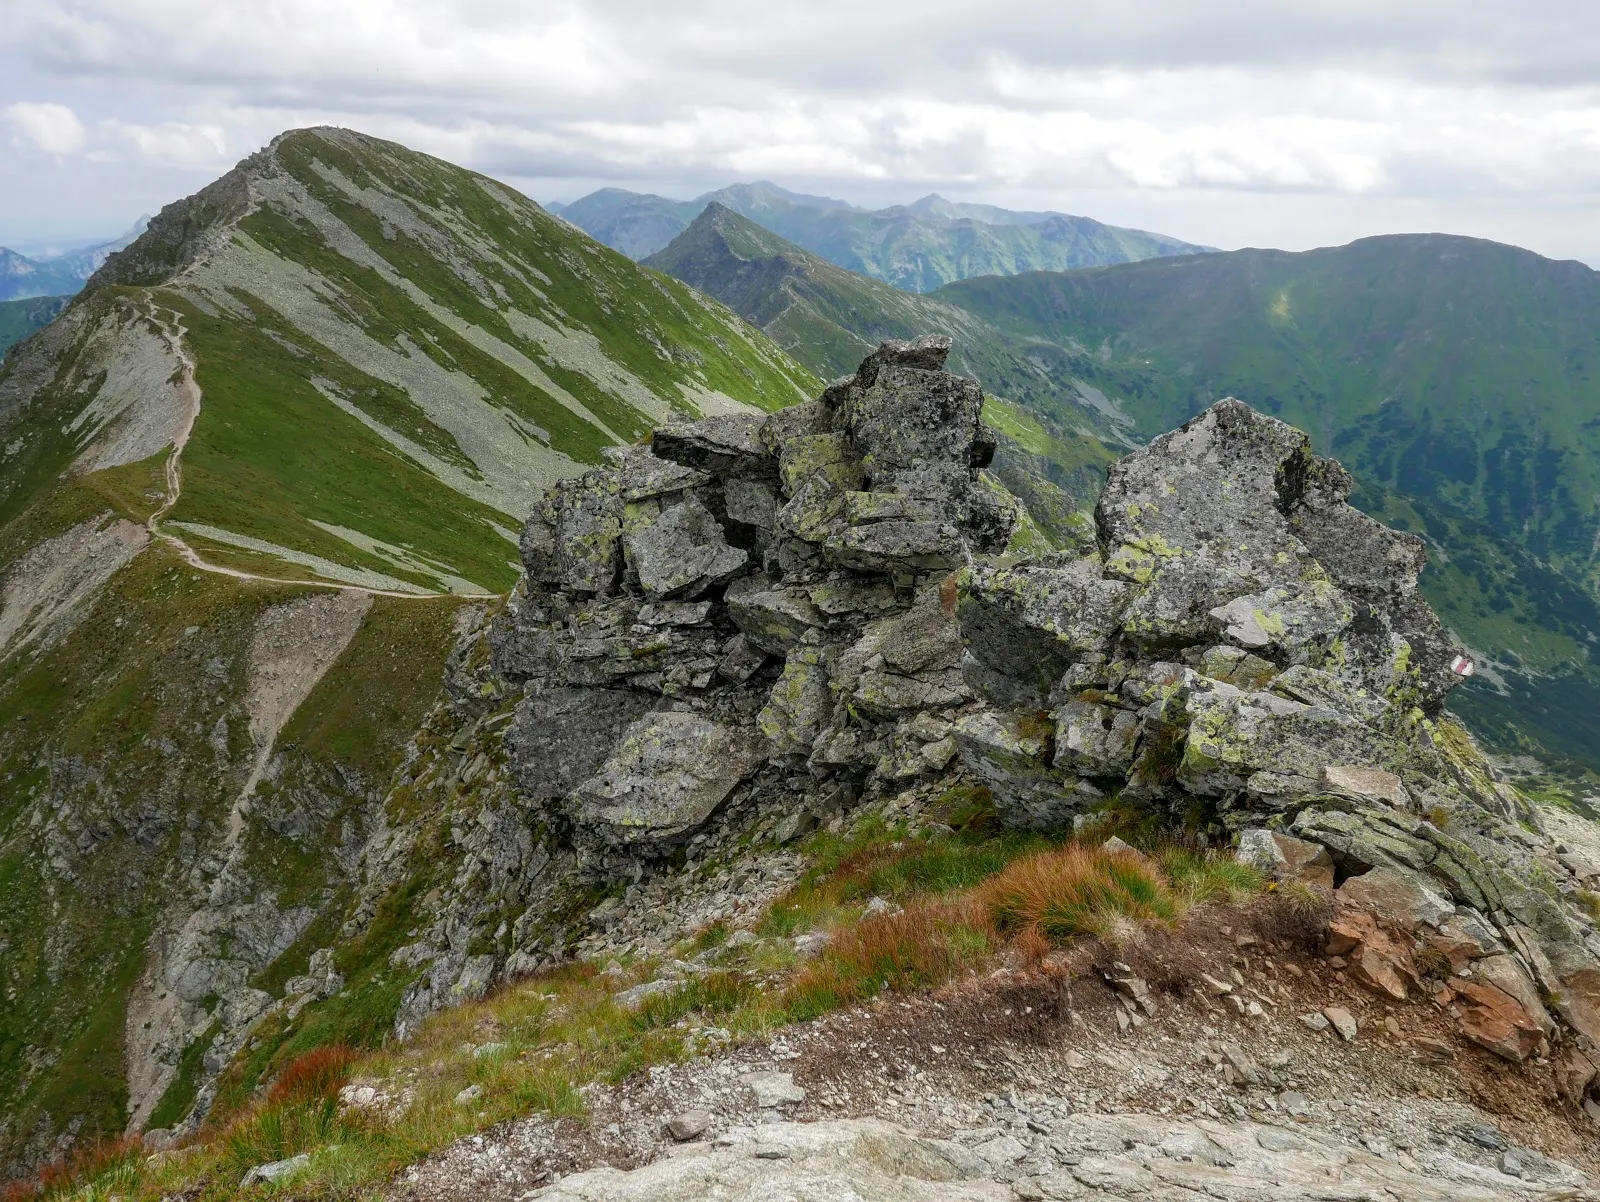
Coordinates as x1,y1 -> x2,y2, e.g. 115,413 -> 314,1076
3,1 -> 1599,262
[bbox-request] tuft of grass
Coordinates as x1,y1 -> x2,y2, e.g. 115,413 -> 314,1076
781,900 -> 995,1021
266,1046 -> 359,1107
982,845 -> 1177,942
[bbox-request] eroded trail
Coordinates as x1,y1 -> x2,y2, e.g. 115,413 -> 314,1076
138,297 -> 482,600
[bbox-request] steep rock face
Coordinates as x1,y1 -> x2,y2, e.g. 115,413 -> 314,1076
489,335 -> 1013,871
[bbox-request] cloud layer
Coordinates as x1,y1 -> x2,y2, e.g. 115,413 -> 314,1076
2,1 -> 1599,258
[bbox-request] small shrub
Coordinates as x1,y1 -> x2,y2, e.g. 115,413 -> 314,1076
1414,944 -> 1453,982
1579,891 -> 1600,925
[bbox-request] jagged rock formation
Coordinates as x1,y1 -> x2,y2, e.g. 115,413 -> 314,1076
461,337 -> 1600,1094
488,335 -> 1013,872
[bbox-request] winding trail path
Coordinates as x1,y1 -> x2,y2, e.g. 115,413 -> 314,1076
139,298 -> 497,601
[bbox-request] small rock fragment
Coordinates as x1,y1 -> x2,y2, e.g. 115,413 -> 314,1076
664,1111 -> 712,1141
1322,1006 -> 1358,1041
241,1154 -> 310,1187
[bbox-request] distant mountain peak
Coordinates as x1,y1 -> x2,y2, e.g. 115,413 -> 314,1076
565,182 -> 1210,286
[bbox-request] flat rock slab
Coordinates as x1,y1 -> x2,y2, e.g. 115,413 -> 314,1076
527,1115 -> 1571,1201
741,1070 -> 806,1107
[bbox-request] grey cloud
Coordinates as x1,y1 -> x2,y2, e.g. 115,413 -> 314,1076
2,0 -> 1599,262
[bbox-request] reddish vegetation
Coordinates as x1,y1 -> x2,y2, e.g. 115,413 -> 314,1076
266,1045 -> 360,1106
982,846 -> 1175,940
0,1136 -> 147,1202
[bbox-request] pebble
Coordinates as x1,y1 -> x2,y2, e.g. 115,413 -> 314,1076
664,1110 -> 712,1141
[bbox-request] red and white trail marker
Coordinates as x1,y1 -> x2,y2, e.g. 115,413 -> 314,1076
1450,654 -> 1475,677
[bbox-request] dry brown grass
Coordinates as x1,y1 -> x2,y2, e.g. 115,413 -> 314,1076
981,845 -> 1178,943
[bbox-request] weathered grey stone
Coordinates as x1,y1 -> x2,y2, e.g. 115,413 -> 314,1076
837,598 -> 970,719
240,1153 -> 309,1187
664,1110 -> 712,1141
825,519 -> 966,573
571,712 -> 767,849
759,643 -> 834,758
742,1070 -> 806,1107
959,557 -> 1129,703
1235,829 -> 1335,889
1208,580 -> 1352,658
1322,764 -> 1409,806
651,413 -> 776,479
508,687 -> 659,801
726,577 -> 823,655
724,477 -> 779,529
625,494 -> 748,600
609,443 -> 710,502
1053,700 -> 1140,777
1179,676 -> 1392,803
522,470 -> 624,595
953,710 -> 1098,830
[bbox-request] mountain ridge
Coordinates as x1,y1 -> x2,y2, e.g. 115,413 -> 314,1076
643,201 -> 1134,548
0,125 -> 819,1169
560,181 -> 1211,289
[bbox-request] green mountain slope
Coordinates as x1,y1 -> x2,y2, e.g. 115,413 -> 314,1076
645,202 -> 1127,545
0,296 -> 68,361
562,181 -> 1210,290
0,127 -> 816,1171
935,235 -> 1600,771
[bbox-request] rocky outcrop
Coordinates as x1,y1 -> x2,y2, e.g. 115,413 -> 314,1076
405,339 -> 1600,1112
490,336 -> 1013,872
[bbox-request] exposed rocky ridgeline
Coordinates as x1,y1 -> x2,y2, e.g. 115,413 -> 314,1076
339,336 -> 1600,1136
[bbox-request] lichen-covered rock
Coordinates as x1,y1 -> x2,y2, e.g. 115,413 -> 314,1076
624,494 -> 748,600
491,337 -> 1015,865
477,344 -> 1600,1062
951,710 -> 1099,829
570,712 -> 767,850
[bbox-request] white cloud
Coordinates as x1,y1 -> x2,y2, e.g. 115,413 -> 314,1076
2,1 -> 1600,258
4,100 -> 87,156
95,118 -> 229,168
